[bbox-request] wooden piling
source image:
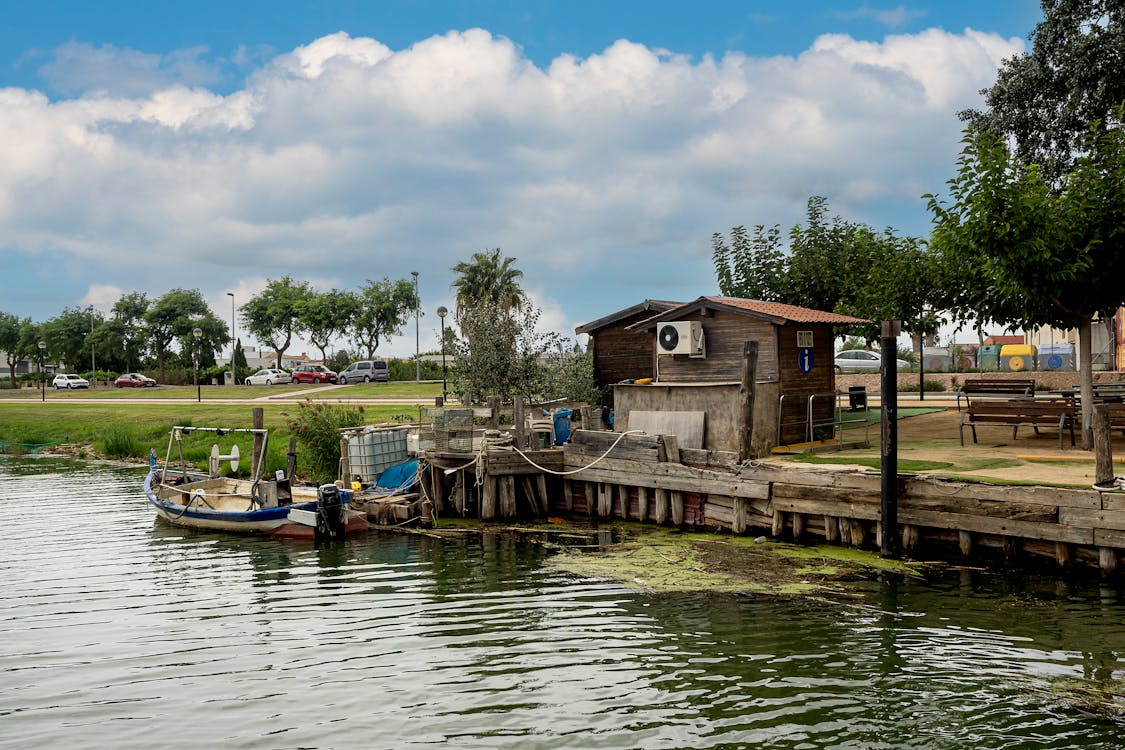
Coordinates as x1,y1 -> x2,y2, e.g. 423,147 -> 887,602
637,486 -> 650,522
513,397 -> 526,448
286,437 -> 297,480
670,491 -> 684,526
738,340 -> 758,463
771,510 -> 785,537
482,476 -> 498,520
959,531 -> 973,557
792,512 -> 805,541
824,516 -> 840,543
1092,404 -> 1115,488
654,488 -> 669,524
1100,547 -> 1118,574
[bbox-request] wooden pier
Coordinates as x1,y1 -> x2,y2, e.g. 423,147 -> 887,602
420,428 -> 1125,574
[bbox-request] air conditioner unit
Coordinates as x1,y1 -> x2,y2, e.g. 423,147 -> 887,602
657,321 -> 705,356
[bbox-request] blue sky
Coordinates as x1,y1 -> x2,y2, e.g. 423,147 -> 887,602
0,1 -> 1042,355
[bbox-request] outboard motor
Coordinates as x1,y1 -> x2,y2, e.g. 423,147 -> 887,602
315,484 -> 345,541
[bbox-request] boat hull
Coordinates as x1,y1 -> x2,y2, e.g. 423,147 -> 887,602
145,470 -> 366,538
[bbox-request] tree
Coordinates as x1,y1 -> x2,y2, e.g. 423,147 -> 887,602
18,320 -> 46,384
144,289 -> 223,380
451,248 -> 527,320
0,312 -> 24,388
298,290 -> 360,362
95,292 -> 150,373
928,120 -> 1125,447
241,276 -> 314,368
961,0 -> 1125,186
712,225 -> 788,301
349,278 -> 417,359
41,307 -> 101,372
452,300 -> 563,402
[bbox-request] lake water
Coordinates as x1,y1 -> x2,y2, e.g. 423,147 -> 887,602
1,456 -> 1123,749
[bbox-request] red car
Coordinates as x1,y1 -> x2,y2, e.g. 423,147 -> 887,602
115,372 -> 157,388
291,364 -> 338,384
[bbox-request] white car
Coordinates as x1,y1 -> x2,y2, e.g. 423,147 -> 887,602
244,368 -> 292,386
834,350 -> 910,373
53,373 -> 90,389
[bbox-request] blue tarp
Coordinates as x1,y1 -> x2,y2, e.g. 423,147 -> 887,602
374,458 -> 420,492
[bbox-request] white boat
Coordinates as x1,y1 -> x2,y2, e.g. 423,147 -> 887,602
144,425 -> 366,539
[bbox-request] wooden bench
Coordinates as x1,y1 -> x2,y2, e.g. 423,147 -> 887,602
959,399 -> 1076,449
956,378 -> 1036,410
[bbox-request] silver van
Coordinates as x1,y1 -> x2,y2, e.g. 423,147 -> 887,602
338,359 -> 390,384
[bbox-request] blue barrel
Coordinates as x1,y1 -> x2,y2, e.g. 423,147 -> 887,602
552,409 -> 573,445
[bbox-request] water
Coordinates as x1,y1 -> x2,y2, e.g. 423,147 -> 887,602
1,456 -> 1122,749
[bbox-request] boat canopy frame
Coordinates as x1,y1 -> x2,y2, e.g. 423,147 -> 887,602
159,426 -> 271,509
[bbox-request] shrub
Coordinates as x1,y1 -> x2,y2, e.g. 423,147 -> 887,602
285,400 -> 366,483
899,379 -> 946,393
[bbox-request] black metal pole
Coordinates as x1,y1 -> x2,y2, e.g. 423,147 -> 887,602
195,343 -> 201,403
40,355 -> 45,402
440,317 -> 447,398
880,320 -> 901,559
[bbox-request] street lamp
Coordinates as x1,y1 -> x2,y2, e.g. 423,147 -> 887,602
88,306 -> 96,380
412,271 -> 420,382
37,340 -> 46,402
193,327 -> 203,403
227,292 -> 236,386
436,305 -> 448,400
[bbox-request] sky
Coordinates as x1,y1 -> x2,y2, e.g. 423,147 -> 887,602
0,1 -> 1044,358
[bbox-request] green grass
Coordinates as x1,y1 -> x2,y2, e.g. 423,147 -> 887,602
0,380 -> 445,400
0,401 -> 423,479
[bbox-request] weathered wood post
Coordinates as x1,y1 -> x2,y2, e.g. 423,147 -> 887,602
513,397 -> 526,448
1092,403 -> 1115,488
286,437 -> 297,480
488,396 -> 501,430
739,340 -> 759,463
880,320 -> 901,559
252,407 -> 264,479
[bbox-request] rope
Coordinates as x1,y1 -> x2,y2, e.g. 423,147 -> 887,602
506,430 -> 647,476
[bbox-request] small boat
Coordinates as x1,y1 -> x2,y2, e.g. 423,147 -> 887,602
144,425 -> 367,539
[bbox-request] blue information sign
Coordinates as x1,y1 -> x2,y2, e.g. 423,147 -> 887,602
798,347 -> 814,374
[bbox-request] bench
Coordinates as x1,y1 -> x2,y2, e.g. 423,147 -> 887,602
956,378 -> 1036,410
959,399 -> 1076,449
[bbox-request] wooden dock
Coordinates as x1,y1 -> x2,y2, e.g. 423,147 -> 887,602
420,429 -> 1125,573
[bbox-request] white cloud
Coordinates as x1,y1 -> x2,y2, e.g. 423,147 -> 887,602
1,27 -> 1023,356
835,5 -> 928,29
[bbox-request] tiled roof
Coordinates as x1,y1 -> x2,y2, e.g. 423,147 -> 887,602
701,297 -> 871,324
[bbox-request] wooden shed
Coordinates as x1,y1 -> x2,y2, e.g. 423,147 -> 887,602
575,299 -> 681,407
617,296 -> 869,456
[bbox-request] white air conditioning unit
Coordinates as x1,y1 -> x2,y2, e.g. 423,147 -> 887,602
657,321 -> 705,356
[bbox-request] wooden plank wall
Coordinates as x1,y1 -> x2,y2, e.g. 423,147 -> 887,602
552,431 -> 1124,572
657,311 -> 779,382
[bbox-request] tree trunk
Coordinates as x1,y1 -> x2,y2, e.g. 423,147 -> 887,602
1078,316 -> 1095,450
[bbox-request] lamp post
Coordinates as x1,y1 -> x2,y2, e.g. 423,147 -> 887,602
227,292 -> 236,386
37,340 -> 46,402
412,271 -> 420,382
193,327 -> 203,403
436,306 -> 448,400
88,306 -> 95,379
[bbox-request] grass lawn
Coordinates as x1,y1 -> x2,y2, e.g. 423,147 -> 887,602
0,401 -> 425,478
0,380 -> 444,400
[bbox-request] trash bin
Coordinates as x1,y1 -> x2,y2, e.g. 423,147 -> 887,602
1000,344 -> 1037,372
552,408 -> 573,444
1039,344 -> 1075,371
223,371 -> 234,385
978,345 -> 1001,371
848,386 -> 867,410
922,346 -> 951,372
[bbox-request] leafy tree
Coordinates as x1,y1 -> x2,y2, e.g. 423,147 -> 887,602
451,248 -> 527,321
928,120 -> 1125,447
18,320 -> 47,384
298,290 -> 360,362
349,278 -> 417,359
0,312 -> 25,388
961,0 -> 1125,186
241,276 -> 314,368
712,225 -> 788,301
41,307 -> 101,372
144,289 -> 223,380
712,196 -> 938,353
95,292 -> 150,373
452,300 -> 564,403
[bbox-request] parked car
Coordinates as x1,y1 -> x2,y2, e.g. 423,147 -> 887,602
53,373 -> 90,390
244,368 -> 292,386
338,359 -> 390,384
291,363 -> 338,384
834,350 -> 909,373
114,372 -> 157,388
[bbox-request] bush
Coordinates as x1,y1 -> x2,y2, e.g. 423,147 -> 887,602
387,358 -> 444,381
285,400 -> 366,483
900,379 -> 946,393
101,426 -> 143,458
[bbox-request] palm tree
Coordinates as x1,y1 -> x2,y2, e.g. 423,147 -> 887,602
451,248 -> 527,320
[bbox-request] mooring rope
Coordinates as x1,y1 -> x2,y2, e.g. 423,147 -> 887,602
505,430 -> 647,476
